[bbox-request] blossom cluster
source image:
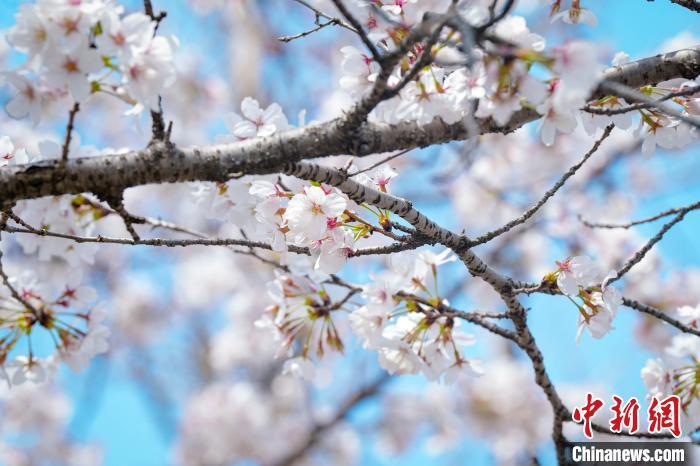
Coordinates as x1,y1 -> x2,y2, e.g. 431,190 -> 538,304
195,98 -> 406,274
257,246 -> 482,384
548,255 -> 622,341
3,0 -> 178,124
258,271 -> 346,381
329,0 -> 698,152
351,249 -> 482,383
642,303 -> 700,420
0,271 -> 109,387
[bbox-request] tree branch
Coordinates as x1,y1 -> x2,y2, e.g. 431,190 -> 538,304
599,80 -> 700,128
622,297 -> 700,337
291,0 -> 357,33
270,374 -> 389,466
4,224 -> 425,257
143,0 -> 168,142
470,125 -> 615,246
608,201 -> 700,285
329,0 -> 381,63
0,47 -> 695,206
646,0 -> 700,13
583,85 -> 700,116
579,200 -> 700,229
513,281 -> 700,338
59,102 -> 80,170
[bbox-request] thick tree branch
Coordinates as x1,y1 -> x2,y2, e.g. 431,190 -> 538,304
0,47 -> 697,206
646,0 -> 700,13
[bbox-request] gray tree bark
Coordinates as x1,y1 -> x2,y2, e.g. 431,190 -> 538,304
0,47 -> 697,206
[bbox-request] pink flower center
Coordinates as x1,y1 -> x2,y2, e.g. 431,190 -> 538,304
22,84 -> 36,100
556,259 -> 571,272
64,58 -> 79,73
61,17 -> 80,35
112,32 -> 126,46
129,65 -> 142,80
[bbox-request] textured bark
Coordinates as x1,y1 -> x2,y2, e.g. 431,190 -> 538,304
0,47 -> 698,206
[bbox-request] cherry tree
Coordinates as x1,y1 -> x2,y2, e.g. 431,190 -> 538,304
0,0 -> 699,464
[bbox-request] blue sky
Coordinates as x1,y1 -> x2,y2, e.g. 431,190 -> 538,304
1,1 -> 700,465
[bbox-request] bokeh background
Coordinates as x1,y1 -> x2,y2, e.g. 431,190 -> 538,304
1,0 -> 700,465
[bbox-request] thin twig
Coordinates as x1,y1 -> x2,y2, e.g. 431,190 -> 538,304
470,125 -> 615,246
143,0 -> 167,142
349,149 -> 411,177
513,279 -> 700,338
583,85 -> 700,116
270,374 -> 389,466
2,219 -> 423,258
110,200 -> 141,241
622,297 -> 700,338
579,201 -> 699,229
0,228 -> 39,316
59,102 -> 80,169
278,18 -> 342,42
476,0 -> 516,33
600,80 -> 700,128
400,293 -> 518,341
291,0 -> 357,32
329,0 -> 382,63
608,201 -> 700,285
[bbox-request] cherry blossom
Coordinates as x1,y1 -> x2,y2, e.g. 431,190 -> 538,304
282,356 -> 316,381
284,185 -> 347,243
554,255 -> 599,296
677,304 -> 700,329
3,0 -> 179,114
96,12 -> 154,57
6,4 -> 51,61
551,1 -> 598,27
0,272 -> 108,386
339,45 -> 380,98
642,359 -> 673,398
0,136 -> 29,167
121,35 -> 179,111
223,97 -> 290,141
43,45 -> 102,102
2,73 -> 44,125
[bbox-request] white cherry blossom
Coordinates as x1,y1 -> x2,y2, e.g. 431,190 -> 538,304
224,97 -> 290,141
284,185 -> 347,243
555,255 -> 599,296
